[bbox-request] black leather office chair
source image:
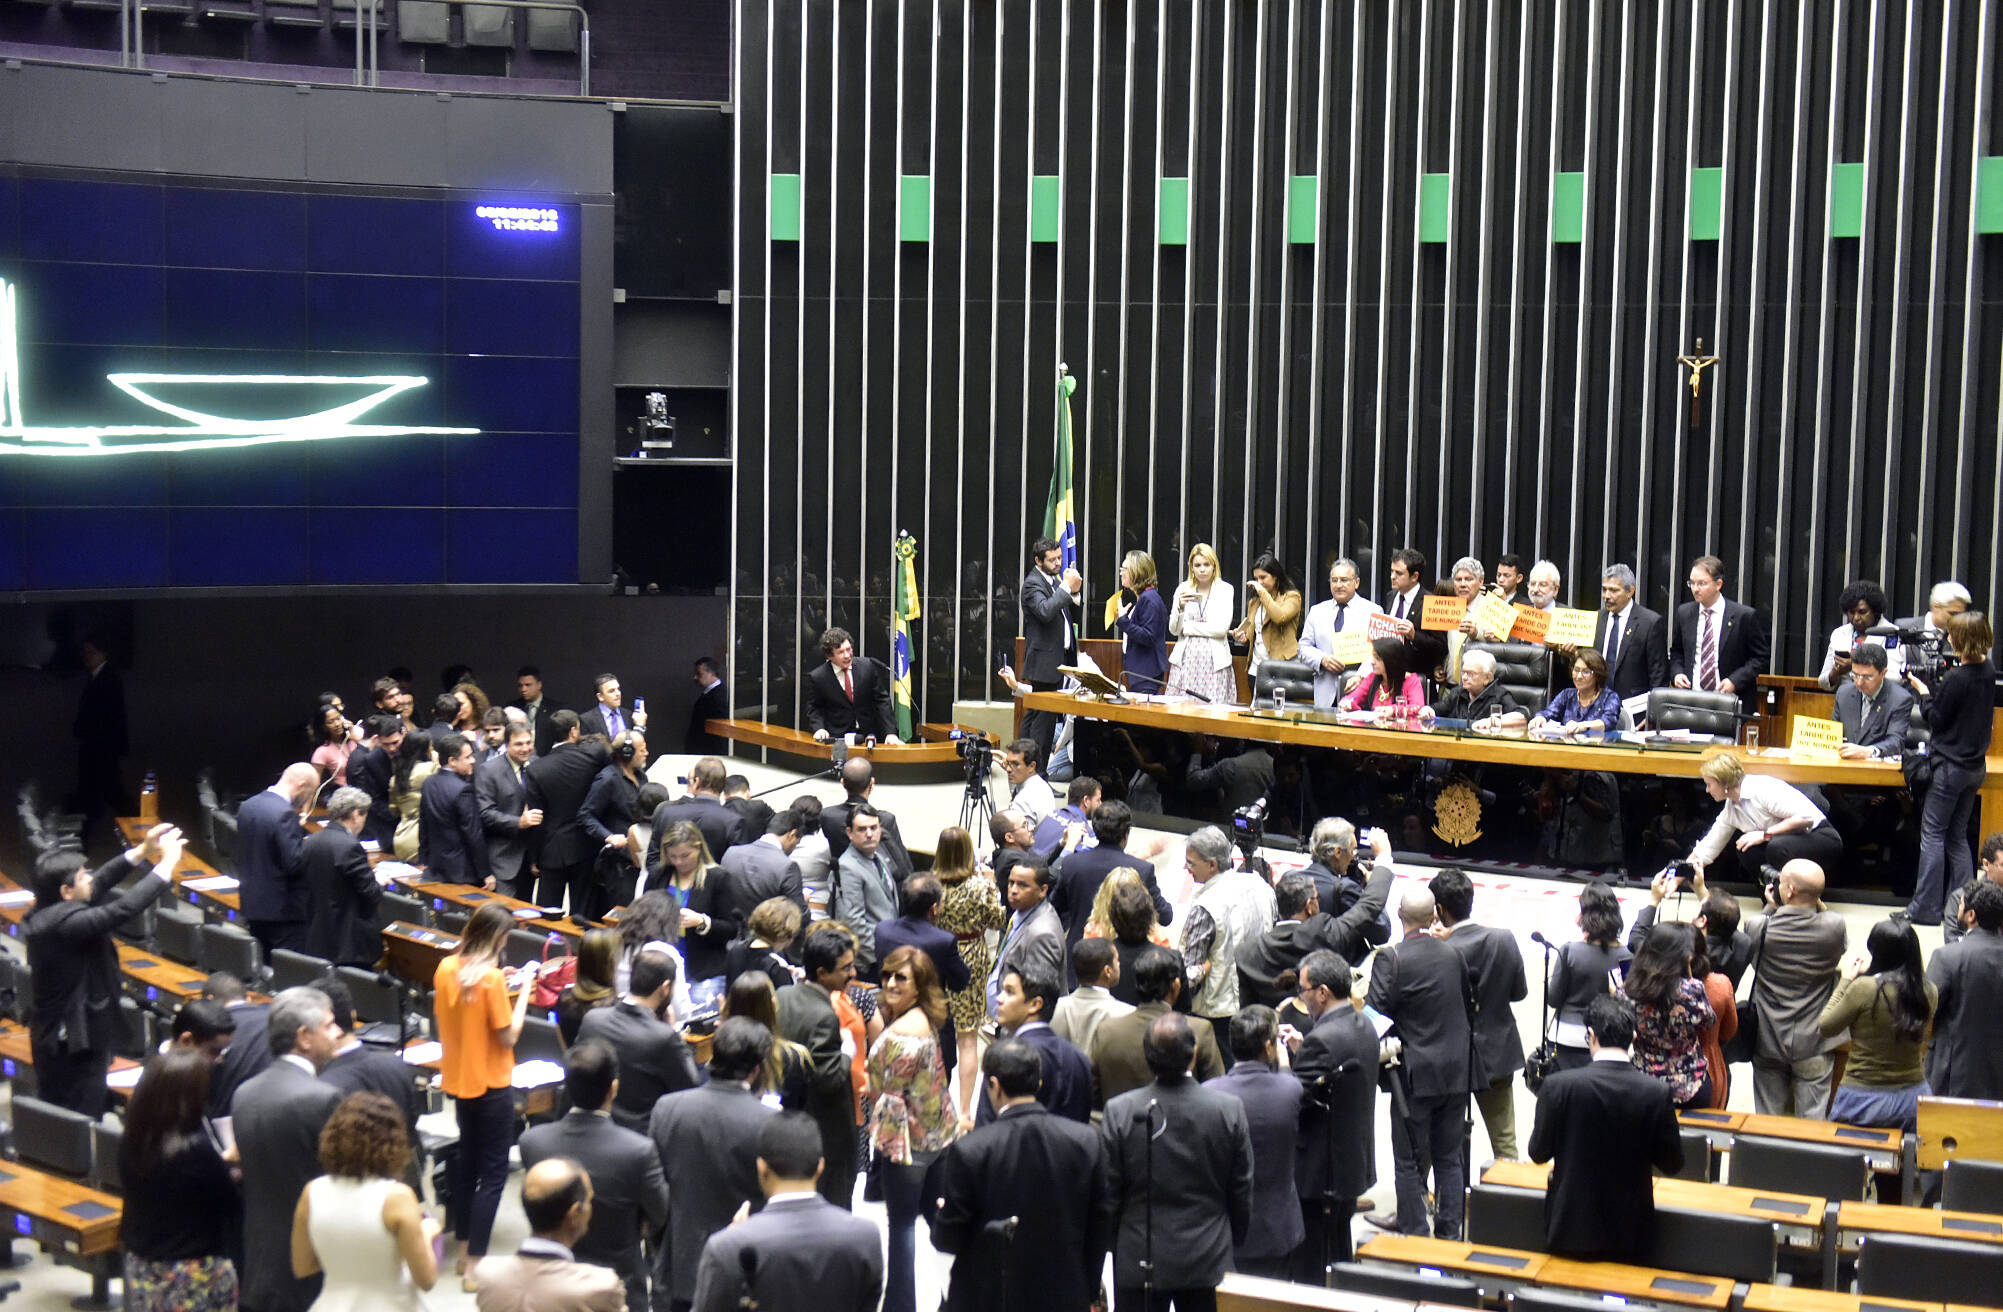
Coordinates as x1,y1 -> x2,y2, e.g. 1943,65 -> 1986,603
1646,689 -> 1741,742
1464,1184 -> 1546,1251
1727,1135 -> 1870,1201
155,908 -> 206,967
10,1096 -> 94,1180
1857,1232 -> 2003,1303
1252,659 -> 1316,709
1648,1206 -> 1778,1283
1331,1262 -> 1484,1307
1943,1159 -> 2003,1213
1466,642 -> 1550,716
269,948 -> 334,993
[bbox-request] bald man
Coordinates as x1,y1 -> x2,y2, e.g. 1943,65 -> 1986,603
1742,859 -> 1847,1118
474,1158 -> 626,1312
1367,886 -> 1482,1239
239,762 -> 322,954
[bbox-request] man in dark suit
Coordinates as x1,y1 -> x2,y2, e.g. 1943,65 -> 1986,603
232,986 -> 345,1312
776,928 -> 861,1208
1528,994 -> 1684,1259
1289,949 -> 1380,1275
978,965 -> 1092,1125
1049,802 -> 1173,968
1593,563 -> 1670,702
686,656 -> 731,755
1432,869 -> 1527,1162
803,626 -> 900,743
929,1039 -> 1112,1312
651,1019 -> 777,1312
299,787 -> 385,967
720,776 -> 775,848
575,949 -> 702,1133
238,763 -> 319,954
646,757 -> 744,874
1367,885 -> 1484,1240
476,722 -> 541,900
1211,1007 -> 1306,1278
25,828 -> 181,1115
1669,553 -> 1771,715
1091,947 -> 1226,1104
68,634 -> 131,838
1926,881 -> 2003,1099
519,1038 -> 669,1312
510,665 -> 564,757
873,874 -> 971,992
1835,643 -> 1914,759
426,692 -> 463,750
474,1158 -> 628,1312
346,715 -> 402,849
1102,1013 -> 1255,1309
419,732 -> 491,889
579,672 -> 645,743
1236,863 -> 1395,1007
525,711 -> 610,909
202,972 -> 271,1123
316,974 -> 425,1189
692,1112 -> 883,1312
710,808 -> 809,930
1383,548 -> 1449,684
820,757 -> 915,876
1019,536 -> 1083,764
988,855 -> 1066,1017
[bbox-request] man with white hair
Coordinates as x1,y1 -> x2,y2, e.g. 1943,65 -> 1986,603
1527,560 -> 1563,611
1423,648 -> 1525,728
1181,826 -> 1277,1066
1367,885 -> 1482,1238
239,762 -> 322,954
1298,556 -> 1382,707
1918,580 -> 1973,633
1445,556 -> 1503,674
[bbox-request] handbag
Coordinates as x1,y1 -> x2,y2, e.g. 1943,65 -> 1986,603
531,933 -> 577,1010
1722,921 -> 1768,1065
1523,939 -> 1559,1094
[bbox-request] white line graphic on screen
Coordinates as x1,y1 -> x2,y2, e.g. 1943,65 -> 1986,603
0,277 -> 480,456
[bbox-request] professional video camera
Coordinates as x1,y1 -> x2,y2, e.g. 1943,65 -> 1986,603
1883,621 -> 1953,685
950,728 -> 994,778
1231,796 -> 1267,862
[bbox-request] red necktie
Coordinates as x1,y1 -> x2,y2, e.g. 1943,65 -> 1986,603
844,668 -> 855,702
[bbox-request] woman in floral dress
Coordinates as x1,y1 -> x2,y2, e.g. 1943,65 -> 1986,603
869,946 -> 960,1312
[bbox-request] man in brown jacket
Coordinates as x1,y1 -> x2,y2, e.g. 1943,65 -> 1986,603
1089,945 -> 1224,1104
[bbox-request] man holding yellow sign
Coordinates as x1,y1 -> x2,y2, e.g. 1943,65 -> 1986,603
1297,556 -> 1382,707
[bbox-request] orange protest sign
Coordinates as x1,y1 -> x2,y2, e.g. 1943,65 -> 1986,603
1509,604 -> 1552,643
1421,595 -> 1468,632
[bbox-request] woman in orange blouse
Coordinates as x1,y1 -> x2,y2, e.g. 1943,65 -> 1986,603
433,903 -> 534,1285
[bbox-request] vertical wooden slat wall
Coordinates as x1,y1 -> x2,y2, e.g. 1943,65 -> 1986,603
731,0 -> 2002,726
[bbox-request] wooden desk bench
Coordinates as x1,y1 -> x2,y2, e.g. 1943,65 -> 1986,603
0,1156 -> 125,1304
1358,1234 -> 1736,1310
1356,1233 -> 1548,1284
380,922 -> 459,990
1917,1096 -> 2003,1172
1735,1114 -> 1903,1172
391,877 -> 591,941
116,943 -> 207,1014
1218,1272 -> 1417,1312
1743,1284 -> 1941,1312
1836,1201 -> 2003,1251
1480,1160 -> 1826,1242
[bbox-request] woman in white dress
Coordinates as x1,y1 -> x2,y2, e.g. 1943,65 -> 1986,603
1166,541 -> 1237,703
292,1091 -> 441,1311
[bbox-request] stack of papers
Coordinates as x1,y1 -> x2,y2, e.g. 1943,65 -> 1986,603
105,1066 -> 144,1090
183,875 -> 239,892
511,1060 -> 567,1089
399,1041 -> 444,1065
0,890 -> 35,909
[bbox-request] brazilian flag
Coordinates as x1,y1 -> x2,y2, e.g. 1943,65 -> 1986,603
1044,368 -> 1078,572
891,532 -> 920,739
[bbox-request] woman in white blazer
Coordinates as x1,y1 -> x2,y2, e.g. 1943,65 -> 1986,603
1166,542 -> 1237,703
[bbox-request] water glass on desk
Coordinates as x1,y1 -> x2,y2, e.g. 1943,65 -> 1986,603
1273,687 -> 1288,716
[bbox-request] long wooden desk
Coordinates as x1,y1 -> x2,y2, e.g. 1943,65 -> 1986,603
390,875 -> 592,941
115,943 -> 207,1011
1735,1113 -> 1905,1174
1480,1160 -> 1826,1242
1836,1200 -> 2003,1248
1356,1234 -> 1735,1309
1217,1272 -> 1416,1312
0,1021 -> 140,1093
0,1160 -> 122,1256
1356,1233 -> 1548,1282
1743,1288 -> 1940,1312
705,718 -> 975,765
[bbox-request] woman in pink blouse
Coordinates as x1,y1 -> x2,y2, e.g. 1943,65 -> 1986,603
309,702 -> 355,786
1339,637 -> 1426,714
868,945 -> 960,1312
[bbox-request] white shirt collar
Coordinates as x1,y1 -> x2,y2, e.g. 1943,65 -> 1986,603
280,1053 -> 318,1075
1590,1047 -> 1632,1063
1609,600 -> 1633,623
767,1190 -> 820,1206
519,1236 -> 575,1261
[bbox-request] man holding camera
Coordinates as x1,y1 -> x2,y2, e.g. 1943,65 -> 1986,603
1742,859 -> 1847,1118
1181,826 -> 1278,1069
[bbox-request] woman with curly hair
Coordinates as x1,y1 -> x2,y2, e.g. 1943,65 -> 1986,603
309,702 -> 355,786
869,946 -> 960,1312
291,1090 -> 440,1308
930,826 -> 1007,1118
452,681 -> 492,733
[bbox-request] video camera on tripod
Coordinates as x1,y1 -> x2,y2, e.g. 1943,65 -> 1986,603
949,728 -> 994,780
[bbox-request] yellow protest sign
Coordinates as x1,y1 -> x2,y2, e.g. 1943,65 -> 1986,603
1543,607 -> 1599,647
1469,591 -> 1518,640
1330,629 -> 1374,667
1421,595 -> 1468,632
1790,715 -> 1843,761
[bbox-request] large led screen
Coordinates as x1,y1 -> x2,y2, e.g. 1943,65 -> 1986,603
0,172 -> 583,589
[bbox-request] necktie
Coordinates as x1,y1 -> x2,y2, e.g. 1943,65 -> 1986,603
844,667 -> 855,702
1699,609 -> 1718,691
1334,605 -> 1345,632
1394,592 -> 1408,622
1604,615 -> 1622,671
875,855 -> 893,901
607,707 -> 624,737
988,912 -> 1025,1014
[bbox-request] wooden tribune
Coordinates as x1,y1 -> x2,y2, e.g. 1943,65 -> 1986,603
1917,1096 -> 2003,1172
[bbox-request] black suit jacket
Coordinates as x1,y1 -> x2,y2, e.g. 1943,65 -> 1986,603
298,824 -> 383,967
1292,1000 -> 1379,1202
1236,862 -> 1396,1006
686,681 -> 731,754
579,702 -> 638,743
232,1058 -> 344,1312
1021,567 -> 1078,684
73,663 -> 128,756
724,796 -> 775,844
1669,598 -> 1771,712
1210,1061 -> 1307,1260
872,916 -> 971,992
803,657 -> 896,739
692,1195 -> 883,1312
523,740 -> 611,870
520,1107 -> 669,1305
1527,1056 -> 1684,1259
208,1002 -> 271,1119
648,794 -> 744,872
928,1102 -> 1112,1312
321,1042 -> 426,1183
1834,678 -> 1914,758
1049,846 -> 1174,957
237,788 -> 310,923
977,1022 -> 1093,1126
576,1000 -> 704,1132
1101,1076 -> 1255,1289
1594,603 -> 1670,702
510,696 -> 565,756
1365,933 -> 1484,1098
25,857 -> 168,1059
1442,920 -> 1529,1078
346,744 -> 397,848
418,767 -> 490,886
474,753 -> 533,893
